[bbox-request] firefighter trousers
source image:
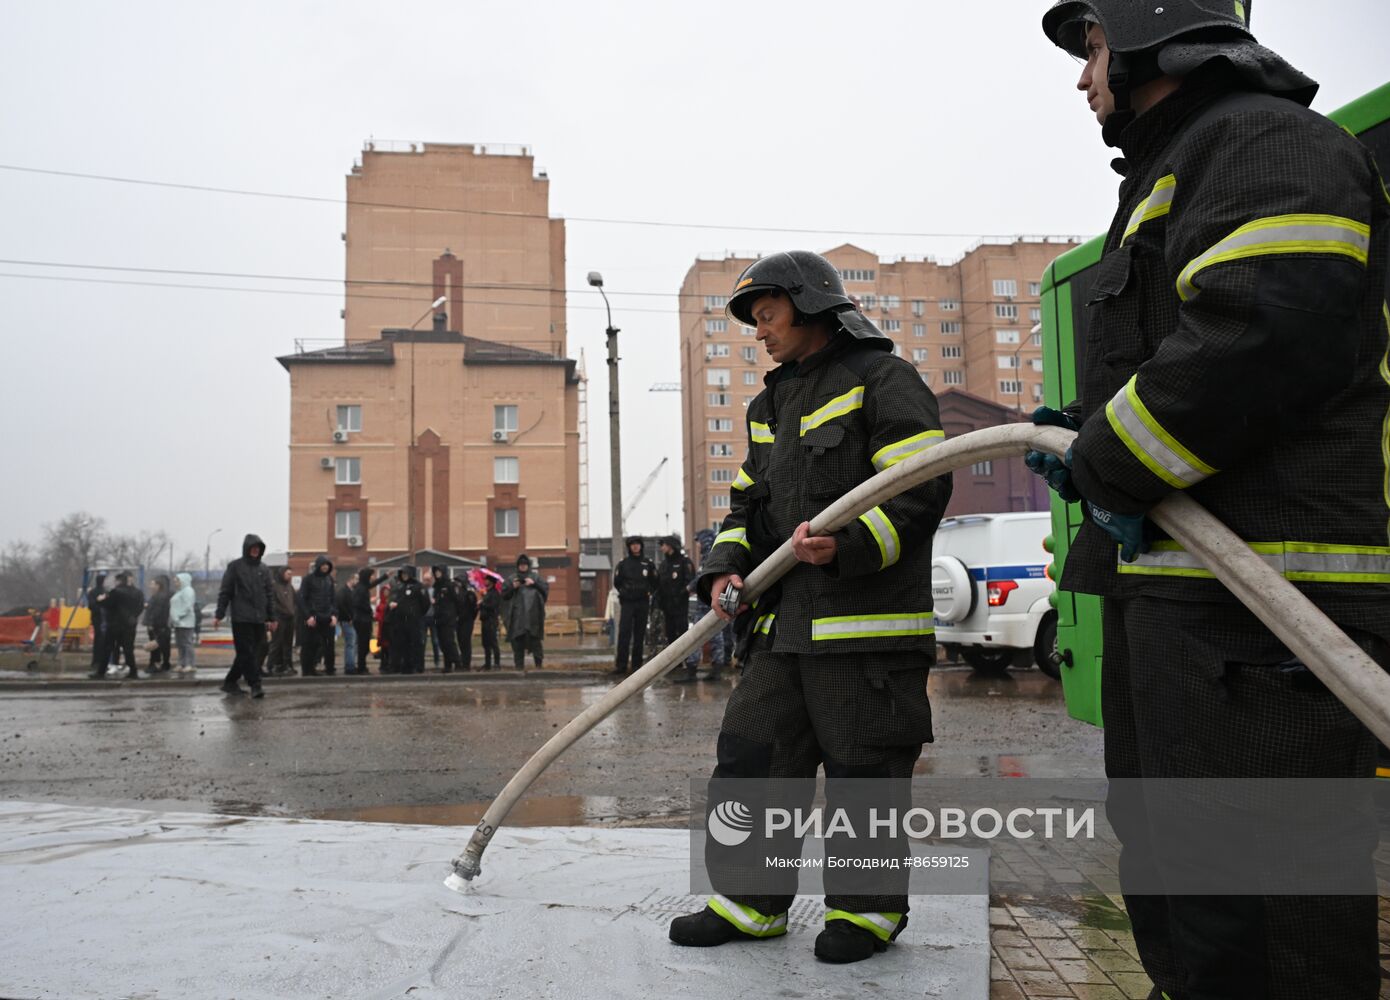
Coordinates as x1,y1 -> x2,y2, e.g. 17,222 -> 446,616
705,649 -> 933,919
1103,595 -> 1388,1000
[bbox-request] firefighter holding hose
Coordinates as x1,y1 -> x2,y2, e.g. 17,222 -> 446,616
1033,2 -> 1390,996
666,251 -> 953,963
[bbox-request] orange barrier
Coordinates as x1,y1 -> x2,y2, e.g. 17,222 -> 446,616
0,617 -> 38,645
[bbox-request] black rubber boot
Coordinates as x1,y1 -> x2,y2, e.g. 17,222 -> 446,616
669,907 -> 772,947
219,682 -> 244,696
814,914 -> 907,964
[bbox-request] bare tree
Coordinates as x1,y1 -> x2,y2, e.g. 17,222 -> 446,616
0,541 -> 48,610
41,513 -> 109,603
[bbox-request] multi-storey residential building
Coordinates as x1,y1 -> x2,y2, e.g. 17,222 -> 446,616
279,143 -> 581,612
677,239 -> 1080,542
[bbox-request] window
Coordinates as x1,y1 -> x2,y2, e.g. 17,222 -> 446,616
741,324 -> 757,336
999,379 -> 1023,394
839,268 -> 876,283
911,300 -> 926,317
882,295 -> 901,311
996,329 -> 1020,344
334,510 -> 361,539
1028,282 -> 1041,296
892,344 -> 902,357
494,508 -> 519,537
920,372 -> 932,386
742,345 -> 757,362
1030,330 -> 1042,346
494,456 -> 519,484
703,295 -> 728,309
743,371 -> 758,385
711,520 -> 724,531
940,299 -> 959,311
941,321 -> 961,335
707,368 -> 730,385
711,494 -> 731,509
1032,383 -> 1045,401
971,461 -> 994,477
335,405 -> 361,433
1029,307 -> 1041,323
993,279 -> 1018,297
705,318 -> 728,334
710,443 -> 734,457
711,468 -> 736,483
1031,358 -> 1044,372
912,348 -> 929,363
707,392 -> 730,406
943,370 -> 965,385
335,457 -> 361,485
494,405 -> 518,434
912,323 -> 926,338
860,293 -> 878,310
941,345 -> 963,359
706,344 -> 730,359
708,418 -> 734,432
882,319 -> 901,332
995,304 -> 1019,320
744,396 -> 757,408
998,356 -> 1019,369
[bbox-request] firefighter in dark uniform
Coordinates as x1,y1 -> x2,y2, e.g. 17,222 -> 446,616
1033,4 -> 1390,997
668,251 -> 952,963
657,535 -> 699,682
611,536 -> 656,676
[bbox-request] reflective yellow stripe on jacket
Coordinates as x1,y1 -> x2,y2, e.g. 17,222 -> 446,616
858,506 -> 902,569
1118,540 -> 1390,583
871,430 -> 945,472
1122,174 -> 1176,244
1176,213 -> 1371,301
1105,375 -> 1218,490
732,468 -> 755,492
800,386 -> 864,435
755,613 -> 776,636
810,612 -> 934,641
714,528 -> 750,552
750,421 -> 775,444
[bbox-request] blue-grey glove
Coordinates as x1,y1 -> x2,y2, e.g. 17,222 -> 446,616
1025,407 -> 1082,503
1084,502 -> 1151,563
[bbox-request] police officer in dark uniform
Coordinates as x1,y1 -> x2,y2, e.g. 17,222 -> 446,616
668,251 -> 952,963
1033,4 -> 1390,996
656,535 -> 698,682
611,536 -> 656,676
388,566 -> 430,674
431,565 -> 463,673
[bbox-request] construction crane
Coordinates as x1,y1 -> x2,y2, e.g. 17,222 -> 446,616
622,457 -> 668,530
649,382 -> 680,392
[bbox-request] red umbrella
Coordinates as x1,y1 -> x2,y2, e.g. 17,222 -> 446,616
468,568 -> 505,590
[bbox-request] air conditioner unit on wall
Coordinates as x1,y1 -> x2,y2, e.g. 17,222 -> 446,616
492,430 -> 508,443
333,429 -> 349,443
346,535 -> 363,548
320,457 -> 336,469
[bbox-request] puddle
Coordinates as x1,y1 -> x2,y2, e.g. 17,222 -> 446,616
312,795 -> 688,828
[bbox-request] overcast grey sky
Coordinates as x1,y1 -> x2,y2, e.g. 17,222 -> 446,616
2,1 -> 1386,562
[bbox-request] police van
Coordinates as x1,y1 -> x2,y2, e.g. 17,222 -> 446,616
930,512 -> 1058,677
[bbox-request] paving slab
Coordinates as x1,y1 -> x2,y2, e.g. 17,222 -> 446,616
0,800 -> 989,999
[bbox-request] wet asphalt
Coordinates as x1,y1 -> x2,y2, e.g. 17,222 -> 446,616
0,666 -> 1103,826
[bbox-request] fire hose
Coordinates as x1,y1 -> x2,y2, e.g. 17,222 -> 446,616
445,423 -> 1390,889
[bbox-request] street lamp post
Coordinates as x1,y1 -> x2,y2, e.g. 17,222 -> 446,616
204,528 -> 222,585
588,271 -> 624,584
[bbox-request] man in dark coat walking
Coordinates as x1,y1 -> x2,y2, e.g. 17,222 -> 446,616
107,571 -> 145,679
297,555 -> 338,676
213,534 -> 277,697
502,554 -> 548,670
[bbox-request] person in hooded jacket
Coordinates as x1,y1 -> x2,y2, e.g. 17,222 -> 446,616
86,572 -> 111,679
502,554 -> 548,670
144,575 -> 173,672
107,571 -> 145,679
350,568 -> 376,674
388,566 -> 430,673
612,537 -> 656,676
478,579 -> 502,670
214,533 -> 277,697
430,566 -> 463,672
454,576 -> 478,670
657,536 -> 699,682
266,566 -> 298,676
169,572 -> 198,675
297,555 -> 339,676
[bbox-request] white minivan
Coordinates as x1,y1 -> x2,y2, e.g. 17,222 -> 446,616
930,511 -> 1059,677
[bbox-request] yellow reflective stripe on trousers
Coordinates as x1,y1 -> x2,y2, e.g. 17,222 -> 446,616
871,429 -> 945,472
825,909 -> 903,943
709,895 -> 787,938
1105,375 -> 1217,489
1176,213 -> 1371,301
714,528 -> 750,552
1117,540 -> 1390,583
858,505 -> 902,569
1122,173 -> 1176,244
811,612 -> 934,641
755,613 -> 776,635
750,421 -> 775,444
800,386 -> 865,435
1379,304 -> 1390,541
732,468 -> 755,492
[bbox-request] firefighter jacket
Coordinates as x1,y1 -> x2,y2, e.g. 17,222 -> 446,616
1061,69 -> 1390,628
697,334 -> 953,655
